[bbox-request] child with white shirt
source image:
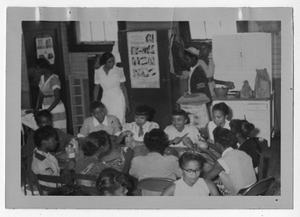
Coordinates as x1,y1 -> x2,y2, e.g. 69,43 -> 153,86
118,105 -> 159,148
164,109 -> 203,148
78,101 -> 121,138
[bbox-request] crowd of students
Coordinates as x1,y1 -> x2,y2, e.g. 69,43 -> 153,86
22,99 -> 262,197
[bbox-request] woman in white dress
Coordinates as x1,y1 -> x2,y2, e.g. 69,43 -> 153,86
34,58 -> 67,132
93,52 -> 131,125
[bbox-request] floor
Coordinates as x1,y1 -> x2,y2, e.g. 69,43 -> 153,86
265,136 -> 281,195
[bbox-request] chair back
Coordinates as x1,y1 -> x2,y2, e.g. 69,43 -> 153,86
32,172 -> 69,195
70,173 -> 99,195
238,177 -> 276,196
137,177 -> 174,194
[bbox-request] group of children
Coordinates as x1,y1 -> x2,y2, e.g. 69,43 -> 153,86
23,99 -> 261,196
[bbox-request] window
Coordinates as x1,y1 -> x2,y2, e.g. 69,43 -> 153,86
67,21 -> 123,52
78,21 -> 118,43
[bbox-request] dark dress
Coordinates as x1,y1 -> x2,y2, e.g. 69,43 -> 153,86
239,138 -> 260,168
190,65 -> 212,101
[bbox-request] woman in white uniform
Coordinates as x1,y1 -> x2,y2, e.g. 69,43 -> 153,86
93,52 -> 131,125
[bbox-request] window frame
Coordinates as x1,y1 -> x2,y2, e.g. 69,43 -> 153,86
67,21 -> 126,52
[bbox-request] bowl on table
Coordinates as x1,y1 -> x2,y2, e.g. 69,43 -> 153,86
214,87 -> 229,97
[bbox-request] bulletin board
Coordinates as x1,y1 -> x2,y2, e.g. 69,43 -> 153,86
127,31 -> 160,88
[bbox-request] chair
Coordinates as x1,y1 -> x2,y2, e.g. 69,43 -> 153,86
21,156 -> 35,195
237,177 -> 276,196
137,177 -> 174,195
32,172 -> 70,195
70,173 -> 99,195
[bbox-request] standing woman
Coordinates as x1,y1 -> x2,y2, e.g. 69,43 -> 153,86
34,58 -> 67,133
93,52 -> 131,125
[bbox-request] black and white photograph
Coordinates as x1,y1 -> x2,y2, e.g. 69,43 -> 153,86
4,4 -> 296,216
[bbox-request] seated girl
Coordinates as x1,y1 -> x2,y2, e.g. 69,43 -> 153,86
229,119 -> 260,169
161,151 -> 220,196
118,104 -> 159,148
96,168 -> 129,196
203,127 -> 257,195
129,129 -> 182,181
207,102 -> 231,142
164,109 -> 203,148
75,130 -> 133,186
206,102 -> 231,154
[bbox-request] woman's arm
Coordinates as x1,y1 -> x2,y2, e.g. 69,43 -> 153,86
203,161 -> 224,181
161,183 -> 176,196
47,88 -> 61,112
93,84 -> 100,101
35,90 -> 44,112
204,179 -> 220,196
120,82 -> 131,114
214,79 -> 235,89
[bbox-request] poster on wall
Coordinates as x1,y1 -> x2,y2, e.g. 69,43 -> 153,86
127,31 -> 160,88
35,36 -> 55,64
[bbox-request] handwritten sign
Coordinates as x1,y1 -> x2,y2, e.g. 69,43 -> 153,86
127,31 -> 160,88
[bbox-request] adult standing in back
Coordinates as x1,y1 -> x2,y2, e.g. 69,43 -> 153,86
34,58 -> 67,133
93,52 -> 131,125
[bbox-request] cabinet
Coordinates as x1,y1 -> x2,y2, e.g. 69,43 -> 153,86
212,33 -> 272,90
213,99 -> 272,147
69,75 -> 86,135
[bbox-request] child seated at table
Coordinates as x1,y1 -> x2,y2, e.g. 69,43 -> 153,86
96,168 -> 129,196
31,125 -> 61,188
229,119 -> 260,169
161,151 -> 219,196
164,109 -> 203,148
203,126 -> 257,195
118,104 -> 159,148
78,101 -> 122,138
129,129 -> 182,181
22,110 -> 73,182
207,102 -> 231,143
75,130 -> 134,187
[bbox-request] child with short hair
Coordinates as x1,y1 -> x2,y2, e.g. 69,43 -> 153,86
118,104 -> 159,148
161,151 -> 220,196
22,110 -> 73,182
164,109 -> 203,148
78,101 -> 122,138
96,168 -> 129,196
129,129 -> 182,181
31,125 -> 61,188
207,102 -> 230,142
203,126 -> 257,195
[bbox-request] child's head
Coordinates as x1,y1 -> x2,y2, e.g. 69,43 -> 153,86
230,119 -> 255,139
212,102 -> 229,127
96,168 -> 128,196
90,101 -> 107,124
179,151 -> 205,186
33,125 -> 58,152
213,126 -> 237,151
34,109 -> 53,128
134,105 -> 154,126
171,109 -> 190,132
144,129 -> 169,155
82,130 -> 112,157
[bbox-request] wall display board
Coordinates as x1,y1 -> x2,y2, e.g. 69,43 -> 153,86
127,31 -> 160,88
35,36 -> 55,64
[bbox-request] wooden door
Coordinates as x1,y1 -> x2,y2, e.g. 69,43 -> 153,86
22,22 -> 70,131
118,29 -> 173,129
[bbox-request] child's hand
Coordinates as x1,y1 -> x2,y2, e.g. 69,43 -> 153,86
123,147 -> 134,160
182,137 -> 193,148
125,136 -> 135,148
125,130 -> 133,137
